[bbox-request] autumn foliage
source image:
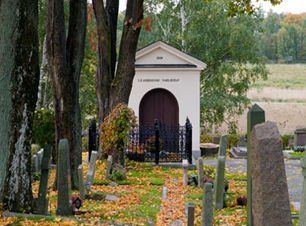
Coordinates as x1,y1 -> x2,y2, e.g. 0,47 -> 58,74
100,103 -> 137,156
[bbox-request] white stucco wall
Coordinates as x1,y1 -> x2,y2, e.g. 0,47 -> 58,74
128,69 -> 200,152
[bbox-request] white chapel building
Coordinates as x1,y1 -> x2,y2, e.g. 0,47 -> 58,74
128,41 -> 206,159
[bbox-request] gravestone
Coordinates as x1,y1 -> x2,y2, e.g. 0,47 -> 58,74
162,186 -> 168,198
56,139 -> 74,216
238,137 -> 247,147
169,220 -> 183,226
187,202 -> 195,226
105,155 -> 113,180
247,104 -> 265,226
212,136 -> 220,145
105,194 -> 119,201
197,157 -> 204,188
202,183 -> 213,226
32,154 -> 38,173
37,149 -> 44,171
250,122 -> 292,226
88,118 -> 97,162
214,156 -> 225,209
183,159 -> 188,186
218,134 -> 228,157
78,165 -> 85,200
294,128 -> 306,146
86,150 -> 98,184
299,155 -> 306,226
34,145 -> 52,215
230,137 -> 247,159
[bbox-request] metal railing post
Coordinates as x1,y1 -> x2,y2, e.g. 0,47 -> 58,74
154,119 -> 160,165
185,117 -> 193,164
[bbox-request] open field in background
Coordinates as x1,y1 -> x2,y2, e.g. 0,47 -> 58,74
252,64 -> 306,89
217,64 -> 306,135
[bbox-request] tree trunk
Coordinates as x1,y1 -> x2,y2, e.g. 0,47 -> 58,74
37,35 -> 48,107
0,0 -> 39,212
93,0 -> 143,158
46,0 -> 87,190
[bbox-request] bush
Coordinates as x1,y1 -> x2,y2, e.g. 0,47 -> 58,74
236,195 -> 247,206
200,133 -> 214,143
293,146 -> 305,152
281,134 -> 294,149
228,134 -> 243,149
32,108 -> 55,151
82,137 -> 88,152
100,103 -> 137,165
110,164 -> 127,181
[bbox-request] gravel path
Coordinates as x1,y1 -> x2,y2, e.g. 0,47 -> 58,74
203,159 -> 303,202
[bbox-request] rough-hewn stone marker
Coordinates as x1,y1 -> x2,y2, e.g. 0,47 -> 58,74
34,145 -> 52,215
247,104 -> 265,226
56,139 -> 74,216
197,157 -> 203,188
202,183 -> 213,226
86,150 -> 98,184
187,202 -> 195,226
218,134 -> 228,157
105,155 -> 112,180
300,154 -> 306,226
183,159 -> 188,186
250,122 -> 292,226
78,164 -> 85,200
214,156 -> 225,209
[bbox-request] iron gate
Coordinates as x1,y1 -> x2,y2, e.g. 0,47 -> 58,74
126,118 -> 192,164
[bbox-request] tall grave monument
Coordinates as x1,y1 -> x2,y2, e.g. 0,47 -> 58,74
250,122 -> 292,226
247,104 -> 265,226
56,139 -> 74,216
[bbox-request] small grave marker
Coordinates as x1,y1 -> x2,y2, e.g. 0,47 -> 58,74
187,202 -> 195,226
183,159 -> 188,186
162,186 -> 168,198
37,149 -> 44,171
78,165 -> 85,200
202,183 -> 213,226
34,145 -> 52,215
218,134 -> 228,157
86,151 -> 98,184
32,154 -> 38,173
197,157 -> 203,188
105,155 -> 113,180
214,156 -> 225,209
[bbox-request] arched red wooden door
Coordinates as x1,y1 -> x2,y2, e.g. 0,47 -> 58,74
139,88 -> 179,125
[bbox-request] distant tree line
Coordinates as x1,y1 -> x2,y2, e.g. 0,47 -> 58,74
259,11 -> 306,63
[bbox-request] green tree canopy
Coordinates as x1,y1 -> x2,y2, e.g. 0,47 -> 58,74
140,0 -> 268,132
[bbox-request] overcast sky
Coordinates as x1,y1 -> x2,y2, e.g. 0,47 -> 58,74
253,0 -> 306,14
119,0 -> 306,14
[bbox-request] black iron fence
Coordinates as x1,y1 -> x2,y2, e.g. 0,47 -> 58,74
88,117 -> 193,164
127,118 -> 192,164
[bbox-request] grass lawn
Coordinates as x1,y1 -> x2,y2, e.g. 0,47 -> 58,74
0,153 -> 300,225
289,152 -> 304,157
252,64 -> 306,89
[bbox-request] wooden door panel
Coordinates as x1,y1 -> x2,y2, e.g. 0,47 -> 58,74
139,88 -> 179,126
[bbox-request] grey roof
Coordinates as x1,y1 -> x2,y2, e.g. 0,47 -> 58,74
135,64 -> 197,68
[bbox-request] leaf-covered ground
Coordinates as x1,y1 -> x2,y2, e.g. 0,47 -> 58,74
0,153 -> 300,225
